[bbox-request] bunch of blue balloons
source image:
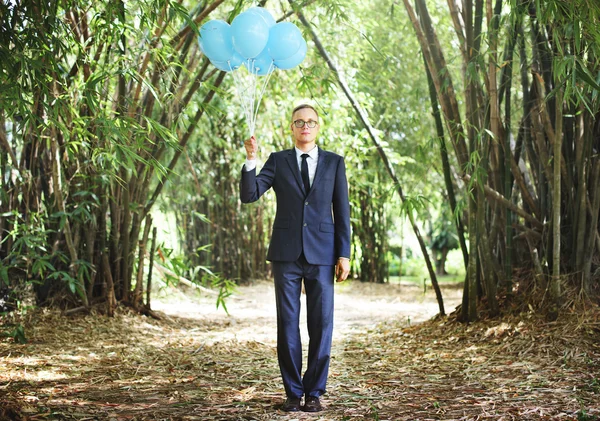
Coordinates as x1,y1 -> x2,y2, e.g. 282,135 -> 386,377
198,7 -> 307,75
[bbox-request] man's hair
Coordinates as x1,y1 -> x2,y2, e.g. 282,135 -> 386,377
291,104 -> 319,121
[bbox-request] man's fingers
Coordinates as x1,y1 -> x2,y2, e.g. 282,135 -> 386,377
336,268 -> 348,282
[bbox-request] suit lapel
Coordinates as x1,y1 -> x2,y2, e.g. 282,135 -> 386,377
308,147 -> 329,198
285,149 -> 305,193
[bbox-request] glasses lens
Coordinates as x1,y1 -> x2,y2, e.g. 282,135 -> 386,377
294,120 -> 318,128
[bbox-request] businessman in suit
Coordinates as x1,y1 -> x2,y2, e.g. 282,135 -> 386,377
240,104 -> 351,412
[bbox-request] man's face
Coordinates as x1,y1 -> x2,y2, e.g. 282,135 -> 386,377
291,108 -> 320,147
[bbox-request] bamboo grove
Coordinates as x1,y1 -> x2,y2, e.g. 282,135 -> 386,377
401,0 -> 600,320
0,0 -> 235,313
1,0 -> 600,322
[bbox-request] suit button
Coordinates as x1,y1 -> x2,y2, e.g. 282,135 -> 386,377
305,202 -> 309,206
303,223 -> 307,227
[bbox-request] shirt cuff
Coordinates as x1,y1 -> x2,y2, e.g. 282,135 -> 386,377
244,159 -> 257,171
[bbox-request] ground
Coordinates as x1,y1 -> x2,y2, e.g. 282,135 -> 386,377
1,280 -> 599,420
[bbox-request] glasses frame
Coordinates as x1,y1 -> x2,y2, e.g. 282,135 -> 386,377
293,119 -> 319,129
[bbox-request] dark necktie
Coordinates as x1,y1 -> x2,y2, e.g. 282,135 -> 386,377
301,153 -> 310,194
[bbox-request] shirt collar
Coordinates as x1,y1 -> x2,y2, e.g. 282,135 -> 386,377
295,145 -> 318,160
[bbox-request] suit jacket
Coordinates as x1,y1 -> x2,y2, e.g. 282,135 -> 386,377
240,147 -> 351,265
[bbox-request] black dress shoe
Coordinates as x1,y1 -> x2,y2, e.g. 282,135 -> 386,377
302,396 -> 322,412
282,397 -> 301,412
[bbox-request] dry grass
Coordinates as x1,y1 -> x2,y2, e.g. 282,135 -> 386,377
1,280 -> 598,420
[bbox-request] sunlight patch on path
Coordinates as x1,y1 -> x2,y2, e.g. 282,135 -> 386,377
152,280 -> 463,346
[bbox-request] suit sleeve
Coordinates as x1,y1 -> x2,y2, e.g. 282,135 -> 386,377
332,156 -> 351,259
240,153 -> 276,203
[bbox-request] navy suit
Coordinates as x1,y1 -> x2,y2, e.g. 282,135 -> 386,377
240,147 -> 350,399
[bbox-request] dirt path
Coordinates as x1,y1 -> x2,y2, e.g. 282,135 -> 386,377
1,281 -> 599,421
152,280 -> 462,345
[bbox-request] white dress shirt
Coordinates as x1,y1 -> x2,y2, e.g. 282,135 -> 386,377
295,145 -> 318,187
243,146 -> 319,188
244,157 -> 257,171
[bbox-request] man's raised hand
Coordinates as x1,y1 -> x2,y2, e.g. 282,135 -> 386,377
244,136 -> 258,160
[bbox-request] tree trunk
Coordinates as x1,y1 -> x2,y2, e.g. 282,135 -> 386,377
133,214 -> 152,310
550,85 -> 563,315
423,44 -> 468,273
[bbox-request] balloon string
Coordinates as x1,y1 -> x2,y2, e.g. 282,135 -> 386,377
245,60 -> 254,135
231,66 -> 248,135
232,61 -> 254,137
249,60 -> 255,135
252,61 -> 275,131
250,60 -> 257,136
229,59 -> 274,137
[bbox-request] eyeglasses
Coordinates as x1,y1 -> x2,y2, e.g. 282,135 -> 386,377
293,119 -> 319,128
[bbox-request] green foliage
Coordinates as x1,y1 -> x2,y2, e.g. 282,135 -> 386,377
1,211 -> 57,280
156,243 -> 236,313
209,274 -> 237,315
1,324 -> 27,344
0,0 -> 228,309
2,0 -> 600,316
399,195 -> 431,220
576,409 -> 598,421
399,256 -> 428,278
429,205 -> 460,252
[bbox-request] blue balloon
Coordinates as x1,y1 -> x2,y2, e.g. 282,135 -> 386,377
246,7 -> 276,28
267,22 -> 304,61
244,49 -> 274,76
212,52 -> 245,72
274,38 -> 307,70
231,11 -> 270,59
198,20 -> 234,62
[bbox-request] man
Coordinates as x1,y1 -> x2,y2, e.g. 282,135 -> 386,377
240,104 -> 351,413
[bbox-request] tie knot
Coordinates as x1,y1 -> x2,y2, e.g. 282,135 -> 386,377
301,153 -> 309,160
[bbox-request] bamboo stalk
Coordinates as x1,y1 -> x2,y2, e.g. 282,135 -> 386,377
50,124 -> 88,308
445,0 -> 467,63
412,0 -> 469,168
477,188 -> 499,316
121,186 -> 131,302
147,227 -> 157,309
103,254 -> 117,317
464,0 -> 484,323
550,84 -> 564,308
109,185 -> 122,298
423,44 -> 468,271
583,158 -> 600,291
133,214 -> 152,309
0,118 -> 18,166
487,0 -> 501,191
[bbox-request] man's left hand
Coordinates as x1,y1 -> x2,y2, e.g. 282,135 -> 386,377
336,258 -> 350,282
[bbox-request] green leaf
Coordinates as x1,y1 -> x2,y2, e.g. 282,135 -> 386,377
575,62 -> 600,92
